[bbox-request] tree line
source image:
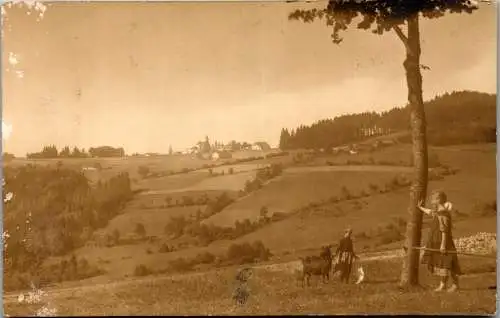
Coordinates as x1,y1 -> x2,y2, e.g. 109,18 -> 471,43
26,145 -> 126,159
279,90 -> 496,150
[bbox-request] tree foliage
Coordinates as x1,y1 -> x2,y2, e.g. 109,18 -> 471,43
289,0 -> 478,44
3,165 -> 133,286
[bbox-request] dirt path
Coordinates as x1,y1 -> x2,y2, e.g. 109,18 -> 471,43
285,166 -> 413,174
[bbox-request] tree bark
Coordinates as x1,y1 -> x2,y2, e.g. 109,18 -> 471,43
398,14 -> 428,287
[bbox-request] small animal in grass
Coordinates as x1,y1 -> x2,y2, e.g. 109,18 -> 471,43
232,268 -> 253,306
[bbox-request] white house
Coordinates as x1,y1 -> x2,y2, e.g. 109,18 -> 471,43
211,151 -> 232,161
252,142 -> 271,151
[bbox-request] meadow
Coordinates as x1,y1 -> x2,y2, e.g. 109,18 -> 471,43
4,255 -> 496,315
3,142 -> 497,315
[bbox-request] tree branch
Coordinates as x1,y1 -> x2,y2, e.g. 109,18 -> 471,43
393,25 -> 411,54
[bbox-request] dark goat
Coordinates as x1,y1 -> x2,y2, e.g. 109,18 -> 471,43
298,245 -> 333,287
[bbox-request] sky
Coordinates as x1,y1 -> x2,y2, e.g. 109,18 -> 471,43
1,1 -> 496,156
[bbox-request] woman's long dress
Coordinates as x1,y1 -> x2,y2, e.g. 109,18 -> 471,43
421,210 -> 461,277
333,237 -> 356,282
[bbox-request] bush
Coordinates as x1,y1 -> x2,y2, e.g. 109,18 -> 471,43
138,165 -> 150,178
112,229 -> 120,244
368,183 -> 379,193
159,243 -> 171,253
226,240 -> 272,265
328,196 -> 339,203
474,201 -> 496,216
379,229 -> 404,245
135,223 -> 147,238
193,252 -> 216,265
376,217 -> 406,246
168,257 -> 194,272
228,167 -> 234,175
356,231 -> 370,239
134,264 -> 153,277
164,216 -> 189,238
340,186 -> 351,200
259,206 -> 269,218
271,212 -> 287,222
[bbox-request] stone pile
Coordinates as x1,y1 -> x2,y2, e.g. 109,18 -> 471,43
454,232 -> 497,255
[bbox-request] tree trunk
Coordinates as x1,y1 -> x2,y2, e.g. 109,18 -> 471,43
399,14 -> 428,287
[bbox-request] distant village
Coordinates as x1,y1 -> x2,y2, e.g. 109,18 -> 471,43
183,137 -> 272,161
132,137 -> 273,161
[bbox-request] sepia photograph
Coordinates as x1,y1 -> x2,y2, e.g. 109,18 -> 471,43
1,0 -> 497,315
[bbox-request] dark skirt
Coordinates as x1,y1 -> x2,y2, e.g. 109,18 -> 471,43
334,251 -> 355,274
421,249 -> 461,277
421,228 -> 461,276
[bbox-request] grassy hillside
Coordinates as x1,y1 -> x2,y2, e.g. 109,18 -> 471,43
3,142 -> 496,316
203,169 -> 409,227
19,143 -> 493,284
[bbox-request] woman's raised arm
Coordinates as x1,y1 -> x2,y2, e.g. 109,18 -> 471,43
417,200 -> 433,215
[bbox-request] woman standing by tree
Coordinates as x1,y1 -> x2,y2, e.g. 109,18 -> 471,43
418,190 -> 461,292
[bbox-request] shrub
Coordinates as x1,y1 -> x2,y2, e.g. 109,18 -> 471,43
135,223 -> 147,238
138,165 -> 150,178
328,196 -> 339,203
379,229 -> 404,245
164,216 -> 189,238
134,264 -> 153,277
259,206 -> 269,218
226,240 -> 272,265
270,163 -> 283,177
376,217 -> 407,246
159,243 -> 171,253
340,186 -> 351,200
182,195 -> 195,206
228,167 -> 234,175
193,252 -> 216,265
356,231 -> 370,239
474,201 -> 496,216
168,257 -> 194,272
112,229 -> 120,245
165,196 -> 173,206
271,212 -> 287,222
368,183 -> 379,193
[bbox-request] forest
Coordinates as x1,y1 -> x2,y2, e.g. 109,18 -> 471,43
3,165 -> 134,290
279,90 -> 496,150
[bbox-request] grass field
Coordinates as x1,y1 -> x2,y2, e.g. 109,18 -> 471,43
142,170 -> 257,194
4,254 -> 496,315
3,143 -> 497,316
103,206 -> 205,237
203,169 -> 409,227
